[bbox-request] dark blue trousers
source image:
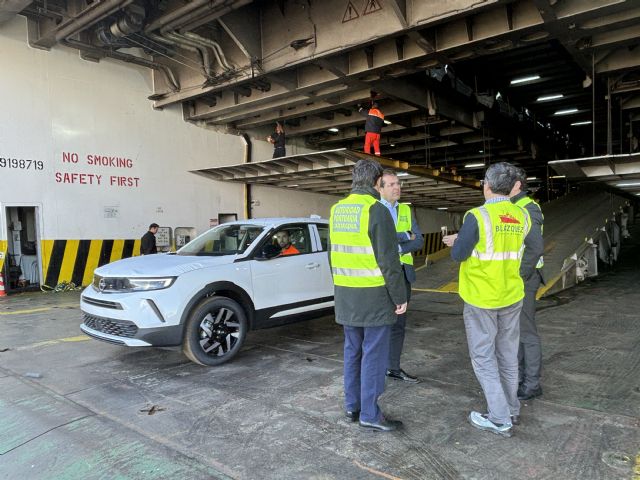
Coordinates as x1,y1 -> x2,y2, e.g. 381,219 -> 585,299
388,279 -> 411,371
343,324 -> 391,423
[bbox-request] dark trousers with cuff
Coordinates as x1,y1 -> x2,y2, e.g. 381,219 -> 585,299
343,324 -> 391,423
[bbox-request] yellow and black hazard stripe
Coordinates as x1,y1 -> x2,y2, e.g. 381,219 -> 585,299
42,239 -> 141,288
0,240 -> 7,276
415,231 -> 456,257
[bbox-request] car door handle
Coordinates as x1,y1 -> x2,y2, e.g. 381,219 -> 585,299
305,262 -> 320,270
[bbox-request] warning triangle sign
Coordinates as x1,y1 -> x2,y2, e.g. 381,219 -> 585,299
363,0 -> 382,15
342,1 -> 359,23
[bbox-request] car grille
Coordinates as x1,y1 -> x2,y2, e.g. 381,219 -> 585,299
82,296 -> 123,310
83,314 -> 138,338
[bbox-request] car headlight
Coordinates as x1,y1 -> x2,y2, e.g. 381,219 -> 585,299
93,275 -> 176,293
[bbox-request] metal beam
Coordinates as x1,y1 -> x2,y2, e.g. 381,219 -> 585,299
218,7 -> 262,60
287,103 -> 418,137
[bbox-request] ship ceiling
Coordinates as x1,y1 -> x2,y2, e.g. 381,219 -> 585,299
5,0 -> 640,193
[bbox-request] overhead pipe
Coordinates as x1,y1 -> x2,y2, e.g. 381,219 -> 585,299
62,38 -> 179,92
183,31 -> 232,71
175,0 -> 252,33
162,31 -> 212,78
31,0 -> 135,49
240,133 -> 252,219
145,0 -> 233,34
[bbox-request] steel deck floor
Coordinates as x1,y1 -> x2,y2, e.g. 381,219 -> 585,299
1,232 -> 639,479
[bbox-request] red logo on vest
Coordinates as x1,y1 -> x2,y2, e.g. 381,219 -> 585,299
499,214 -> 521,224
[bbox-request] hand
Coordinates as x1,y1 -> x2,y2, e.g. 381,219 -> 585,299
395,302 -> 407,315
408,232 -> 416,241
442,234 -> 458,247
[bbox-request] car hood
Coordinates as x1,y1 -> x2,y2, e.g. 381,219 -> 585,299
94,253 -> 238,277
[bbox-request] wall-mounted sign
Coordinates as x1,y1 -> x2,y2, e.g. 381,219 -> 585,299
155,227 -> 171,248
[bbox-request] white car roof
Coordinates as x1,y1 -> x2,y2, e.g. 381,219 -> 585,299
223,217 -> 328,227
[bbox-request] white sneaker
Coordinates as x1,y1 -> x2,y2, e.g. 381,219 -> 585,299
468,411 -> 513,438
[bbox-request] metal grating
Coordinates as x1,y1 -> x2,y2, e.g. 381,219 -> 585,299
83,314 -> 138,338
192,149 -> 484,211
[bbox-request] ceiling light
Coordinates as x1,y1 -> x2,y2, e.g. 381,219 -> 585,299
571,121 -> 592,126
510,75 -> 540,85
550,175 -> 565,179
384,120 -> 392,125
465,163 -> 485,168
617,182 -> 640,187
526,177 -> 537,181
537,94 -> 563,102
328,127 -> 339,133
390,143 -> 396,147
288,184 -> 299,187
437,207 -> 448,210
478,150 -> 484,153
397,172 -> 409,176
554,108 -> 578,116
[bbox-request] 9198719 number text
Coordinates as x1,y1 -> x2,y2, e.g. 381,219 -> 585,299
0,158 -> 44,170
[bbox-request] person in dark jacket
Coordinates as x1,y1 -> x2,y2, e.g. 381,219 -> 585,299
141,223 -> 159,255
329,159 -> 407,432
358,102 -> 385,156
267,122 -> 286,158
510,168 -> 545,401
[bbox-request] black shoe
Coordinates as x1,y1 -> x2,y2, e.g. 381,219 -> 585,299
518,386 -> 543,400
386,369 -> 420,383
359,418 -> 403,432
511,415 -> 521,426
345,410 -> 360,422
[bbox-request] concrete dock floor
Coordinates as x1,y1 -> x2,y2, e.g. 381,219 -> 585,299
1,237 -> 639,479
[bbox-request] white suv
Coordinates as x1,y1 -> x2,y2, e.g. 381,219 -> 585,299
80,218 -> 334,365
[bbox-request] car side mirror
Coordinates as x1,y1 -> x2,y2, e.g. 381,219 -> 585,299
257,243 -> 282,260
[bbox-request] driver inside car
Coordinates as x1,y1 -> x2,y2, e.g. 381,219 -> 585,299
275,230 -> 300,256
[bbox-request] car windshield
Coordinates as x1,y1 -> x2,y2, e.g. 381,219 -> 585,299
177,224 -> 265,256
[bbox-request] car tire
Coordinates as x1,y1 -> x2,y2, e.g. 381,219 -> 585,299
182,296 -> 248,366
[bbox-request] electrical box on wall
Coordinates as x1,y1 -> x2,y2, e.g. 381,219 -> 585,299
175,227 -> 197,248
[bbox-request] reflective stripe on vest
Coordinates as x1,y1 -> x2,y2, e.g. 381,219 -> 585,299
459,201 -> 530,309
514,196 -> 544,269
396,203 -> 414,266
470,205 -> 529,261
368,108 -> 384,120
329,194 -> 385,287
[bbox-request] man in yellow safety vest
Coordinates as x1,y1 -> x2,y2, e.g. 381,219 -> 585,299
510,167 -> 545,401
329,159 -> 408,432
377,169 -> 424,383
443,162 -> 531,438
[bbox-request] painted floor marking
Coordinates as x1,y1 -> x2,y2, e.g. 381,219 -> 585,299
17,335 -> 90,350
0,303 -> 79,316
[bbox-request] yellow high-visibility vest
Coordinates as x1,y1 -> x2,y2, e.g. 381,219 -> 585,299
329,194 -> 385,288
514,195 -> 544,269
459,200 -> 530,308
396,203 -> 414,266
